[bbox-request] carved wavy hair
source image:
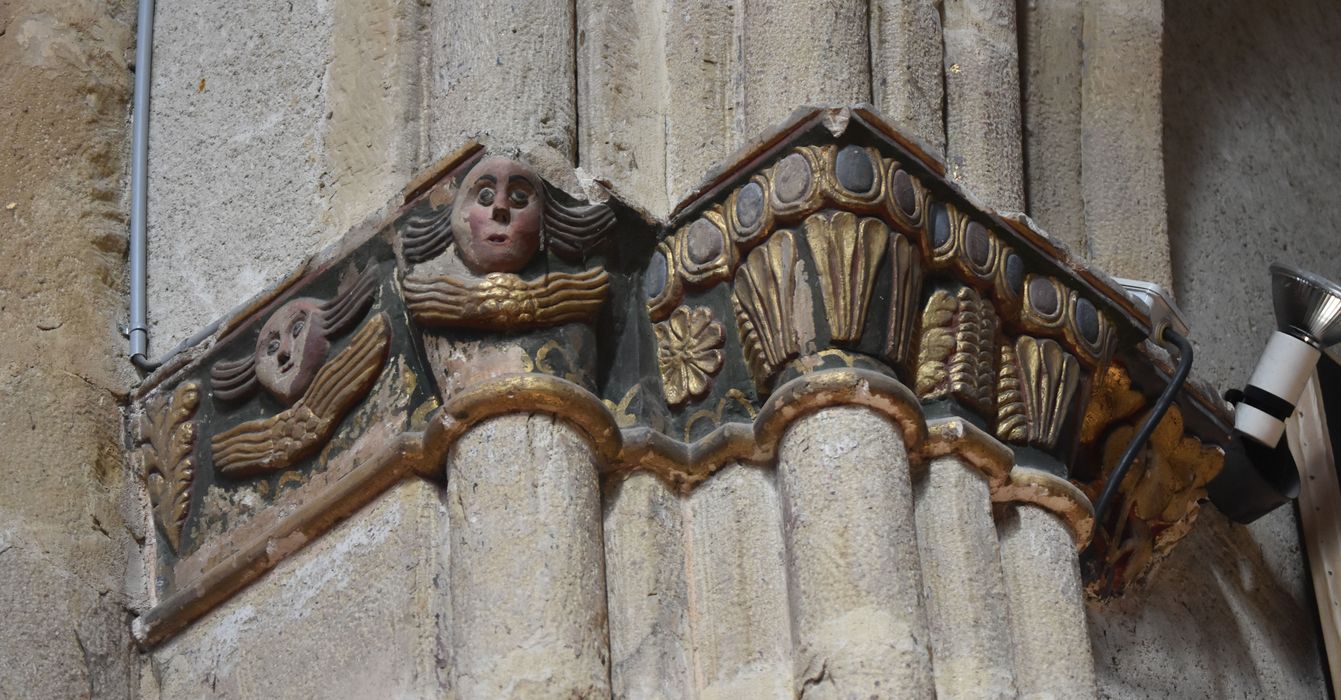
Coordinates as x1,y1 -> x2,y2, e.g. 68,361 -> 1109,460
401,180 -> 616,266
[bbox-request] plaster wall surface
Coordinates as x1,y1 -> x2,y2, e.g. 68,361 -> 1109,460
140,479 -> 446,699
145,0 -> 420,352
0,1 -> 139,697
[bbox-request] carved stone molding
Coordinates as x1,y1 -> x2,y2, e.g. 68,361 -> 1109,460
129,106 -> 1238,642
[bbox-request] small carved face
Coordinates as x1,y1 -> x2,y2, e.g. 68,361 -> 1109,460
451,156 -> 545,274
254,298 -> 329,404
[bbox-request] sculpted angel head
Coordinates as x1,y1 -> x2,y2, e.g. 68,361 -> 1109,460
211,266 -> 379,405
400,154 -> 617,273
451,156 -> 546,274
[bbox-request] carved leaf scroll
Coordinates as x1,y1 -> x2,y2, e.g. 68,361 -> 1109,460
139,381 -> 201,553
883,233 -> 923,368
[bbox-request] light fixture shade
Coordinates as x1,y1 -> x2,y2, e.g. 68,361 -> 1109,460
1271,263 -> 1341,348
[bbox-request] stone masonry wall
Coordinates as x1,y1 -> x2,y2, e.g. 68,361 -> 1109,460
0,1 -> 139,697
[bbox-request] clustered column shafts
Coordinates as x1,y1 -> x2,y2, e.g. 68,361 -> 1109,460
445,414 -> 612,698
915,454 -> 1017,699
777,407 -> 935,697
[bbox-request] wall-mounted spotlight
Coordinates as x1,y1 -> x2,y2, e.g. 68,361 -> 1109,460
1210,264 -> 1341,522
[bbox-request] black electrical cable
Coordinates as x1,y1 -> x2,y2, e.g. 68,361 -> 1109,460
1093,326 -> 1195,525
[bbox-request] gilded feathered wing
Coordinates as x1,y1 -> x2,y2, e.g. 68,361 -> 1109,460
401,267 -> 609,331
210,313 -> 391,477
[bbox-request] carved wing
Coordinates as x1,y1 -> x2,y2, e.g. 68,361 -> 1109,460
544,184 -> 616,262
402,267 -> 609,330
210,313 -> 391,477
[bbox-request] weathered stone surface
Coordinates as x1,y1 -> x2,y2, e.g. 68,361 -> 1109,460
446,414 -> 610,698
943,0 -> 1024,210
1020,0 -> 1084,252
0,0 -> 137,697
1079,2 -> 1340,695
686,464 -> 793,699
1088,512 -> 1325,698
778,407 -> 934,698
871,0 -> 945,154
604,472 -> 692,699
577,0 -> 668,213
915,456 -> 1014,699
428,0 -> 575,161
1081,0 -> 1170,288
148,0 -> 421,351
141,479 -> 445,699
739,1 -> 871,142
998,505 -> 1095,699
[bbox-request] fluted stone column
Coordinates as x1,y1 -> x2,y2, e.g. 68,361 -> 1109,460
776,406 -> 935,698
997,469 -> 1097,698
914,454 -> 1016,699
446,413 -> 611,698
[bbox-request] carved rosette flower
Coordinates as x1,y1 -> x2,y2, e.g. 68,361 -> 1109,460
655,306 -> 725,406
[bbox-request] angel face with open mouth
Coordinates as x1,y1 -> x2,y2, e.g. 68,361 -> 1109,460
254,298 -> 330,405
451,156 -> 546,274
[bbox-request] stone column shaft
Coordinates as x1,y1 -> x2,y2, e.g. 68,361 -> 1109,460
446,413 -> 611,698
686,463 -> 794,699
776,406 -> 935,699
914,454 -> 1016,699
998,504 -> 1097,698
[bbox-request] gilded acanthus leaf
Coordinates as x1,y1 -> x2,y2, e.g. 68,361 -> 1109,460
995,341 -> 1027,442
1080,364 -> 1147,446
914,285 -> 997,411
139,381 -> 201,554
883,233 -> 923,367
655,306 -> 726,406
1015,335 -> 1080,449
210,313 -> 391,477
1096,404 -> 1224,591
733,230 -> 804,388
915,289 -> 958,398
803,211 -> 888,344
947,286 -> 998,414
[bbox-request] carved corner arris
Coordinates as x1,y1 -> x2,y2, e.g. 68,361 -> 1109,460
128,106 -> 1234,645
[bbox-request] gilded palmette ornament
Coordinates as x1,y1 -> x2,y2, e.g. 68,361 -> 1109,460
655,306 -> 726,406
139,381 -> 201,553
914,286 -> 998,413
1014,335 -> 1080,450
733,229 -> 807,388
210,314 -> 391,477
883,233 -> 923,367
803,211 -> 888,344
402,268 -> 609,331
995,342 -> 1027,442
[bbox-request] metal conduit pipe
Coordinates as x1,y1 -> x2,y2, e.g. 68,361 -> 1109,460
129,0 -> 158,372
